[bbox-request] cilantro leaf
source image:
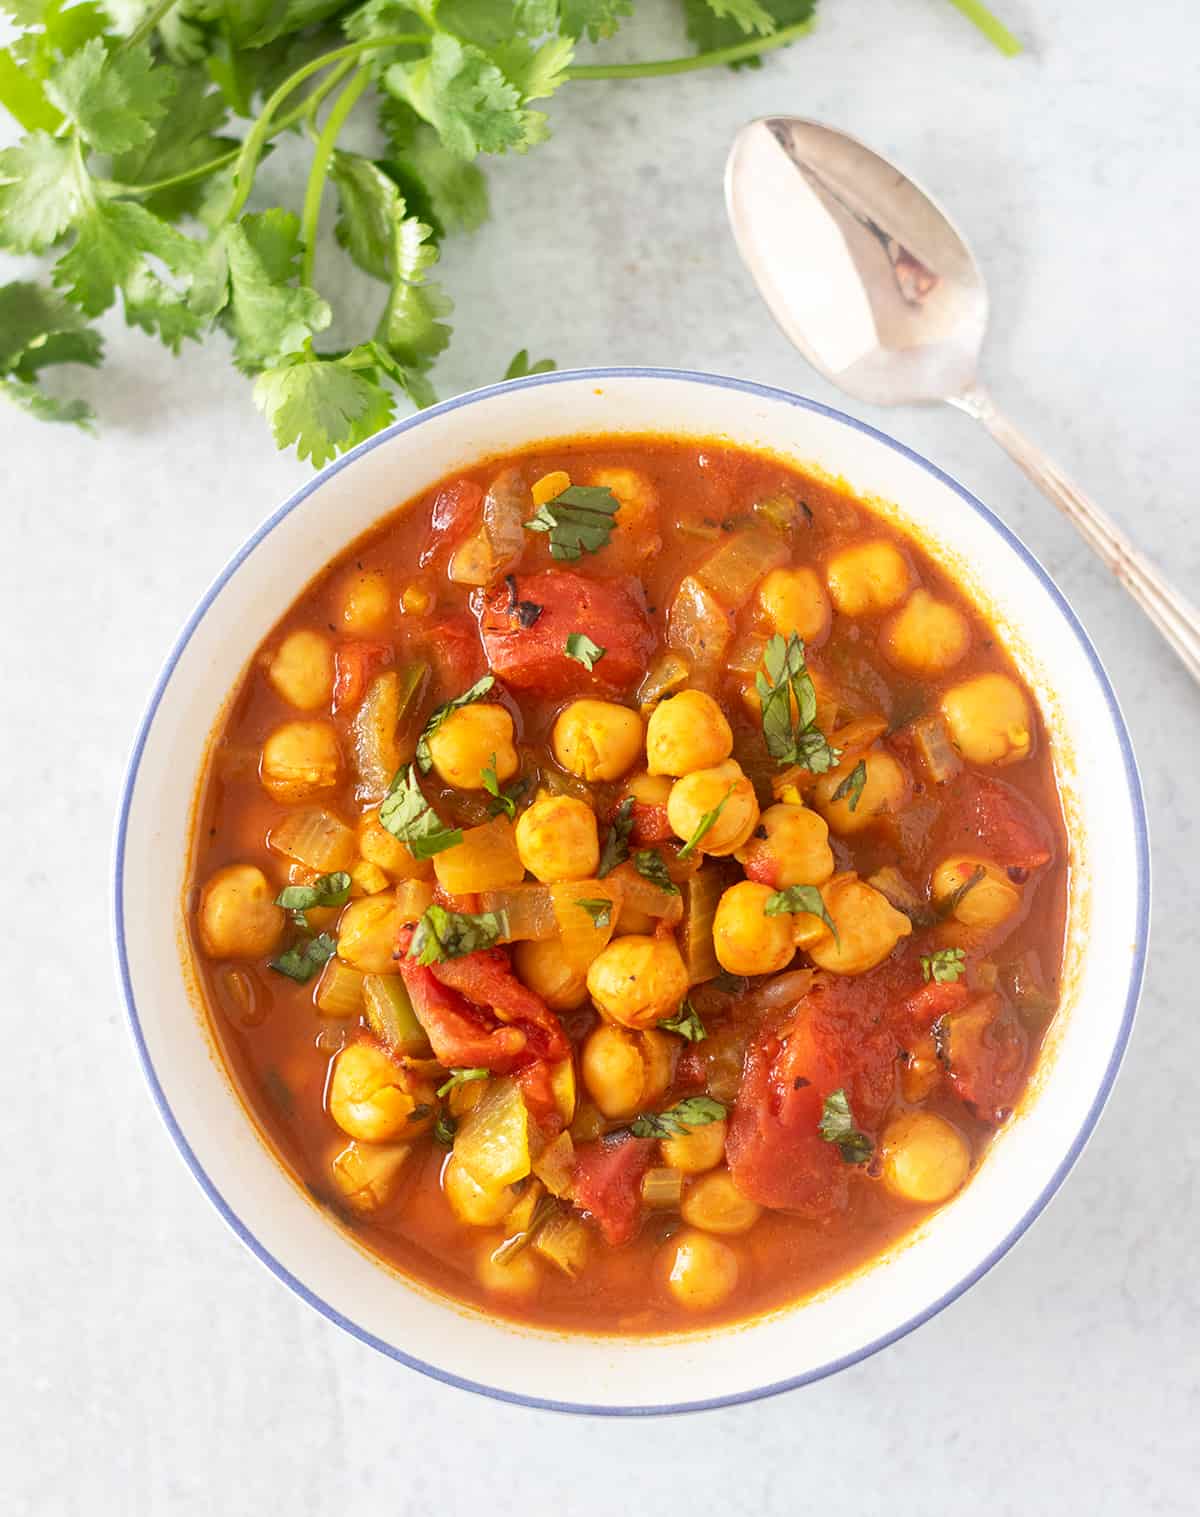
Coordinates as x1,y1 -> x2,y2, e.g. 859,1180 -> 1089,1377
938,865 -> 986,918
560,0 -> 632,42
111,69 -> 237,220
490,34 -> 574,103
433,1109 -> 457,1144
658,1000 -> 707,1042
598,795 -> 634,877
415,675 -> 495,772
378,100 -> 490,237
0,281 -> 102,376
45,39 -> 175,154
407,903 -> 509,964
378,763 -> 463,858
0,375 -> 93,428
275,871 -> 353,914
0,132 -> 88,253
574,897 -> 613,927
222,211 -> 331,372
504,348 -> 556,379
830,758 -> 867,813
682,0 -> 816,68
922,947 -> 967,984
764,883 -> 839,944
385,35 -> 535,161
270,930 -> 337,983
564,632 -> 605,671
252,347 -> 398,467
524,484 -> 620,560
634,849 -> 680,896
755,632 -> 840,773
818,1088 -> 873,1164
375,207 -> 453,370
331,151 -> 402,282
482,755 -> 524,818
676,781 -> 735,860
436,1065 -> 490,1097
630,1095 -> 726,1139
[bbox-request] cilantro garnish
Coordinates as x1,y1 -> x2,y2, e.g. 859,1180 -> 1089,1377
818,1088 -> 873,1164
504,349 -> 556,379
414,675 -> 495,772
676,782 -> 736,860
564,632 -> 606,670
269,931 -> 338,984
407,903 -> 509,965
922,947 -> 967,984
598,796 -> 635,878
378,763 -> 462,858
524,485 -> 620,560
481,755 -> 526,819
633,849 -> 680,896
755,633 -> 840,773
436,1066 -> 490,1098
630,1096 -> 726,1139
764,884 -> 839,945
830,758 -> 867,812
658,1000 -> 707,1042
574,897 -> 613,928
275,871 -> 352,929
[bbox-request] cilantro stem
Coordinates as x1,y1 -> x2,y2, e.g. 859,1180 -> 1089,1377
300,66 -> 369,287
944,0 -> 1022,55
124,0 -> 179,50
565,19 -> 816,79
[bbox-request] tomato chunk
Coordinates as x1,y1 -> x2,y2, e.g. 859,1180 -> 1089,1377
476,571 -> 655,695
628,801 -> 673,847
572,1135 -> 654,1245
961,776 -> 1054,872
419,479 -> 483,567
429,947 -> 569,1064
936,992 -> 1028,1123
417,614 -> 486,691
332,639 -> 393,712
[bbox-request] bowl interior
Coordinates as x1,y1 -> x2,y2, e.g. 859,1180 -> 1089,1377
113,369 -> 1147,1413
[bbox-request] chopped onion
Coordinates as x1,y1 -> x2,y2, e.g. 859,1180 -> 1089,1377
434,817 -> 524,895
533,1209 -> 590,1277
395,878 -> 435,923
315,959 -> 365,1018
448,468 -> 527,586
637,651 -> 691,712
551,880 -> 620,972
475,881 -> 556,940
911,712 -> 962,785
532,1130 -> 576,1198
666,575 -> 732,677
742,967 -> 817,1013
351,666 -> 426,803
609,860 -> 685,927
268,807 -> 357,873
695,526 -> 789,609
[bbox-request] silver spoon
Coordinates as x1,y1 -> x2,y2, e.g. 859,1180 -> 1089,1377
725,116 -> 1200,684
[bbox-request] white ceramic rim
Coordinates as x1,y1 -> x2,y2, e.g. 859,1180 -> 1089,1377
111,367 -> 1149,1415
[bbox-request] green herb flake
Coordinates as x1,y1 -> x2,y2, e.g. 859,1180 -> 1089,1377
818,1088 -> 873,1164
504,348 -> 556,379
764,884 -> 839,945
523,484 -> 620,560
379,764 -> 463,858
677,782 -> 736,860
922,947 -> 967,984
564,632 -> 606,671
830,758 -> 867,813
634,849 -> 680,896
407,903 -> 509,965
408,1103 -> 433,1123
414,674 -> 495,773
598,796 -> 635,878
275,871 -> 353,918
433,1110 -> 458,1145
269,931 -> 337,984
574,897 -> 613,928
630,1095 -> 726,1139
481,754 -> 523,819
658,1000 -> 707,1042
436,1066 -> 490,1098
755,632 -> 840,774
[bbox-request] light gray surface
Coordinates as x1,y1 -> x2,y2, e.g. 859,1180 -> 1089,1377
3,1 -> 1198,1511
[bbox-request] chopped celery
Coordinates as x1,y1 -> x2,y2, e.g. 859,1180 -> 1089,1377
679,865 -> 724,986
454,1076 -> 531,1190
641,1166 -> 684,1209
363,975 -> 431,1056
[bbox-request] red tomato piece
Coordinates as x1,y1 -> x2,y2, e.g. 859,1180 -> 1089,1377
571,1135 -> 655,1246
514,1061 -> 563,1134
961,776 -> 1054,872
419,614 -> 487,691
331,639 -> 393,712
628,801 -> 673,847
937,992 -> 1028,1123
396,945 -> 530,1072
476,571 -> 656,696
738,845 -> 779,888
419,479 -> 484,567
895,980 -> 974,1043
429,947 -> 569,1064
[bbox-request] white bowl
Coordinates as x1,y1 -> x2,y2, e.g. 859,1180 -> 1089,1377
112,368 -> 1148,1414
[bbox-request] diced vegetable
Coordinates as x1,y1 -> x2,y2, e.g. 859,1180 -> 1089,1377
454,1076 -> 533,1190
753,489 -> 810,535
550,880 -> 620,972
316,959 -> 365,1018
533,1210 -> 591,1277
433,817 -> 525,894
666,574 -> 732,677
549,1056 -> 578,1124
641,1166 -> 684,1209
363,975 -> 432,1056
448,469 -> 527,586
532,1130 -> 576,1197
637,651 -> 691,713
911,712 -> 962,784
330,1139 -> 411,1215
268,807 -> 357,873
478,883 -> 556,941
350,859 -> 390,896
607,859 -> 685,927
695,526 -> 789,609
395,879 -> 435,922
351,666 -> 427,803
215,965 -> 266,1027
679,866 -> 724,985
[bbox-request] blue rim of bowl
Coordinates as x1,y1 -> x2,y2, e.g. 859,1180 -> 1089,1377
111,366 -> 1149,1417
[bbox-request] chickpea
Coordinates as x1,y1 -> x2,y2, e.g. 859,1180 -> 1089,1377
681,1169 -> 762,1236
426,703 -> 518,791
552,700 -> 644,782
442,1153 -> 519,1226
735,803 -> 834,887
712,881 -> 795,977
880,1111 -> 971,1204
580,1023 -> 673,1118
587,466 -> 660,560
329,1139 -> 410,1215
266,629 -> 334,710
198,864 -> 284,959
881,589 -> 970,674
475,1240 -> 542,1299
338,567 -> 392,633
336,894 -> 403,974
358,810 -> 434,880
757,566 -> 831,643
328,1040 -> 435,1142
807,876 -> 913,975
932,855 -> 1021,928
260,720 -> 341,802
826,540 -> 911,615
515,795 -> 599,883
661,1118 -> 727,1175
664,1230 -> 740,1311
514,936 -> 589,1012
812,750 -> 911,836
586,934 -> 689,1030
941,673 -> 1032,766
645,689 -> 733,777
667,759 -> 759,856
623,770 -> 673,810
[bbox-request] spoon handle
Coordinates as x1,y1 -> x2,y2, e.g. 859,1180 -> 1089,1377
953,383 -> 1200,685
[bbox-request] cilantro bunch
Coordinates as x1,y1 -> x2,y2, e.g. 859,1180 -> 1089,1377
0,0 -> 1019,465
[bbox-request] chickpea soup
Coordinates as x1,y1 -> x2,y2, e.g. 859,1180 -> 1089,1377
187,438 -> 1067,1333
